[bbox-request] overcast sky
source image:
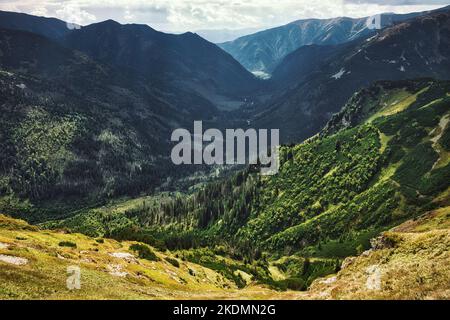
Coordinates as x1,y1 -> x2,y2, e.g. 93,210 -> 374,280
0,0 -> 448,33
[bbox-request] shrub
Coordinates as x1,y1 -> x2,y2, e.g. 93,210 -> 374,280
58,241 -> 77,248
165,257 -> 180,268
129,243 -> 159,261
275,277 -> 306,291
283,277 -> 306,291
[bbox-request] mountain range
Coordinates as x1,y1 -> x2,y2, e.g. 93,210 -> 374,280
252,9 -> 450,142
219,6 -> 450,75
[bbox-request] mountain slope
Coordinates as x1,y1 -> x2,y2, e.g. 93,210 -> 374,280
2,203 -> 449,300
219,7 -> 450,74
305,206 -> 450,299
0,12 -> 265,220
255,10 -> 450,143
0,214 -> 249,299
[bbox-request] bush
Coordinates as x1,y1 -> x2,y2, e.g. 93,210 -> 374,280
275,277 -> 306,291
165,257 -> 180,268
129,243 -> 159,261
283,277 -> 306,291
58,241 -> 77,248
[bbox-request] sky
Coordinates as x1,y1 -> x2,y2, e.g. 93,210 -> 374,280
0,0 -> 449,34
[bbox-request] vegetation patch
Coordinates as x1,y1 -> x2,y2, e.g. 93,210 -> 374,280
129,243 -> 159,262
58,241 -> 77,248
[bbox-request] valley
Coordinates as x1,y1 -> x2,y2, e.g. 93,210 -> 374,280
0,5 -> 449,300
35,78 -> 450,297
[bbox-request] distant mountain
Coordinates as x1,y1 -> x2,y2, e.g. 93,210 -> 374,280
219,6 -> 450,74
0,10 -> 260,111
62,20 -> 259,110
253,10 -> 450,142
195,27 -> 262,43
0,10 -> 73,39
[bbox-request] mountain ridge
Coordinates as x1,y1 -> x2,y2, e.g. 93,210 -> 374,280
219,6 -> 450,74
253,10 -> 450,143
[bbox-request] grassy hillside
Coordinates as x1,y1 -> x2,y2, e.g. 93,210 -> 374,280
0,213 -> 280,299
1,205 -> 449,299
306,205 -> 450,300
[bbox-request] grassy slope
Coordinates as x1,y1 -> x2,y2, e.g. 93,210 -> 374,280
0,213 -> 296,299
306,203 -> 450,300
258,81 -> 450,254
2,202 -> 449,300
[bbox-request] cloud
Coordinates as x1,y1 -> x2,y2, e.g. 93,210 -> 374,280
55,3 -> 96,25
0,0 -> 447,32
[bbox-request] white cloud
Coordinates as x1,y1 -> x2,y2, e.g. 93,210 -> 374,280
0,0 -> 446,32
30,6 -> 49,17
55,3 -> 97,25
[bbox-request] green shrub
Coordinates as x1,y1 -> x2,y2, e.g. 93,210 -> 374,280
282,277 -> 306,291
129,243 -> 159,261
440,126 -> 450,151
165,257 -> 180,268
58,241 -> 77,248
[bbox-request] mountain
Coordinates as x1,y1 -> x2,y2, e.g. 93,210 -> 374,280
0,9 -> 449,299
0,11 -> 260,110
219,6 -> 450,75
61,20 -> 260,110
254,10 -> 450,142
0,10 -> 73,39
